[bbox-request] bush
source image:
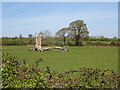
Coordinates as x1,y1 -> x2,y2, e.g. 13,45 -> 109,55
2,53 -> 120,88
2,53 -> 49,88
81,41 -> 87,46
87,41 -> 112,46
67,41 -> 75,46
110,40 -> 117,45
54,41 -> 62,46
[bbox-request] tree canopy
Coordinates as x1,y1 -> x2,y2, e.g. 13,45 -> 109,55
56,20 -> 89,46
56,27 -> 70,45
69,20 -> 89,46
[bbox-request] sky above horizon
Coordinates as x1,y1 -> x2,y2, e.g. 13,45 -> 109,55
2,2 -> 118,38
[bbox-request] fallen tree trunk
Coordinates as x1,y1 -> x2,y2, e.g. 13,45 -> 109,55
31,46 -> 68,52
32,34 -> 68,52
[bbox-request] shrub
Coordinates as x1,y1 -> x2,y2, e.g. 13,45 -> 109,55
67,41 -> 75,46
2,53 -> 49,88
110,40 -> 117,45
81,41 -> 87,46
54,41 -> 62,46
1,53 -> 120,88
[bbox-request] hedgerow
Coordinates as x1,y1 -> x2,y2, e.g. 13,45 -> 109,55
1,53 -> 120,88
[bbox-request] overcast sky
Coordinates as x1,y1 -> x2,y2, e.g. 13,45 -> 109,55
2,2 -> 118,38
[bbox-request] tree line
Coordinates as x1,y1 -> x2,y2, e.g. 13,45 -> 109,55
1,20 -> 119,46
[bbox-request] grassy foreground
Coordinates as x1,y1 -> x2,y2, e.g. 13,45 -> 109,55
2,46 -> 118,72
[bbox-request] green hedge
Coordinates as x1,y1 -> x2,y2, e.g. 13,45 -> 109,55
2,53 -> 120,88
2,37 -> 119,46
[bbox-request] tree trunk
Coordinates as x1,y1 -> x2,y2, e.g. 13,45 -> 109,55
63,36 -> 66,46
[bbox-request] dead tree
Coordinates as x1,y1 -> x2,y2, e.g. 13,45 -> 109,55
31,34 -> 68,52
35,34 -> 42,50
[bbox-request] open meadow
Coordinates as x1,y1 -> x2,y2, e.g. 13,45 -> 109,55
2,2 -> 119,88
2,46 -> 118,73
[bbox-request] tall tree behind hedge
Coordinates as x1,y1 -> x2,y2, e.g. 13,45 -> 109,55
56,28 -> 69,46
69,20 -> 89,46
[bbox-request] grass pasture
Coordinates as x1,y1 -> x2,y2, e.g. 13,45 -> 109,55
2,46 -> 118,72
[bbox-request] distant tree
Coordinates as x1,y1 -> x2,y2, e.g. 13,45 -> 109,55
19,34 -> 24,45
39,31 -> 44,36
15,36 -> 18,38
19,34 -> 22,38
99,36 -> 105,41
39,30 -> 52,38
56,28 -> 69,46
43,30 -> 52,38
113,37 -> 117,41
28,34 -> 33,38
69,20 -> 89,46
113,37 -> 117,39
28,34 -> 33,45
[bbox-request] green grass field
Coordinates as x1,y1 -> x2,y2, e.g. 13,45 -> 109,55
2,46 -> 118,72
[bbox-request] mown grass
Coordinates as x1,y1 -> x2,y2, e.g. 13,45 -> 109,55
2,46 -> 118,72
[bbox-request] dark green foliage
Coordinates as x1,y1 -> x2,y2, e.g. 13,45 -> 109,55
2,53 -> 49,88
56,20 -> 89,46
2,53 -> 120,88
110,40 -> 117,45
56,28 -> 70,46
54,41 -> 62,46
69,20 -> 89,46
28,39 -> 33,45
2,37 -> 35,46
64,68 -> 120,88
67,41 -> 75,46
1,36 -> 119,46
